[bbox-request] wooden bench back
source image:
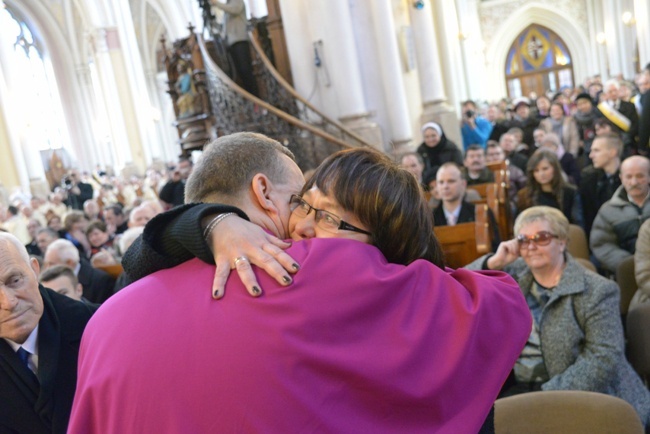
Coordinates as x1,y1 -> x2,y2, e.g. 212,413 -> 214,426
434,204 -> 490,269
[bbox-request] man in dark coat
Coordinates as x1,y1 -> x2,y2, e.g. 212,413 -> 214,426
43,239 -> 115,304
638,65 -> 650,155
0,233 -> 96,434
63,170 -> 94,211
433,163 -> 500,252
579,133 -> 622,237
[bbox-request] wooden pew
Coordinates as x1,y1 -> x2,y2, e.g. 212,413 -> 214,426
434,204 -> 490,269
486,161 -> 514,239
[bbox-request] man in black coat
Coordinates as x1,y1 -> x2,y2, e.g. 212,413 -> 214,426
579,133 -> 622,237
433,163 -> 500,252
62,170 -> 94,211
0,233 -> 96,434
638,65 -> 650,155
43,239 -> 116,304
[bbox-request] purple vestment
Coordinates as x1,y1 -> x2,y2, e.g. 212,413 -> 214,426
69,238 -> 531,433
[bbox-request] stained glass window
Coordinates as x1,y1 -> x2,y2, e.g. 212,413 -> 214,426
0,6 -> 66,150
505,24 -> 574,98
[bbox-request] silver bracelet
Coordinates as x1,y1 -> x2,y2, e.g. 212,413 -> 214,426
203,212 -> 236,241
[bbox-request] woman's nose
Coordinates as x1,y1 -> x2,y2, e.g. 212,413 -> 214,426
292,213 -> 317,239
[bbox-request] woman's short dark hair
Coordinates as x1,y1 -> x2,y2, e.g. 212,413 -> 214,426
85,219 -> 107,236
302,148 -> 444,267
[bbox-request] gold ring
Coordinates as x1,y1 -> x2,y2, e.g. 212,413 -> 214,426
234,256 -> 249,267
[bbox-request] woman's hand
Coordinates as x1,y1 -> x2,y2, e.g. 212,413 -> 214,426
207,215 -> 299,299
487,239 -> 520,270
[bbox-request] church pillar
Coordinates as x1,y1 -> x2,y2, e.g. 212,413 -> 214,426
367,0 -> 412,149
431,0 -> 465,131
91,27 -> 135,171
634,0 -> 650,68
601,0 -> 623,76
0,21 -> 45,194
615,0 -> 636,78
408,0 -> 459,148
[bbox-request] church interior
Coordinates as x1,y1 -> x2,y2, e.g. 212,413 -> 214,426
0,0 -> 647,196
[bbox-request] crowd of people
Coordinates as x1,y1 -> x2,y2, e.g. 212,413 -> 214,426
1,65 -> 650,432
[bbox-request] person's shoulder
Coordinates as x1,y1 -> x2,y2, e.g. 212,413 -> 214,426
41,286 -> 96,331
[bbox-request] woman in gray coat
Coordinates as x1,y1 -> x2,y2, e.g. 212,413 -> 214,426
467,206 -> 650,426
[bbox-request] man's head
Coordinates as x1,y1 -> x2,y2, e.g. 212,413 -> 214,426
637,71 -> 650,95
83,199 -> 100,220
533,128 -> 546,145
499,133 -> 516,154
486,141 -> 505,163
461,100 -> 477,120
176,158 -> 193,180
590,133 -> 622,171
64,210 -> 88,233
594,118 -> 617,136
464,145 -> 487,175
36,228 -> 59,253
43,239 -> 80,270
436,163 -> 467,205
575,93 -> 594,114
128,204 -> 156,228
103,205 -> 125,231
603,79 -> 620,102
620,156 -> 650,204
185,132 -> 304,239
399,152 -> 424,183
486,105 -> 502,123
513,98 -> 531,119
26,219 -> 41,240
39,265 -> 83,301
0,233 -> 43,344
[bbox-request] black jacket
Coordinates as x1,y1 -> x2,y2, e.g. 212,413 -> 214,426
433,200 -> 501,252
0,287 -> 96,434
416,136 -> 463,173
579,166 -> 621,236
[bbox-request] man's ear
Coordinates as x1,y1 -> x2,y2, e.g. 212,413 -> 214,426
29,257 -> 40,276
250,173 -> 276,211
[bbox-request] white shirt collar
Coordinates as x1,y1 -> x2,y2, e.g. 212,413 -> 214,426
5,324 -> 39,355
443,204 -> 462,221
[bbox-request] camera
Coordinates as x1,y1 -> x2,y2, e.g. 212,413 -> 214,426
464,110 -> 475,119
61,176 -> 73,189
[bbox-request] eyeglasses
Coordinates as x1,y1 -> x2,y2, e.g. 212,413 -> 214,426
289,194 -> 372,236
516,231 -> 559,248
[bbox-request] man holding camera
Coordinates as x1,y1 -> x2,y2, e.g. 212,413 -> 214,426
159,157 -> 193,209
63,170 -> 94,211
461,100 -> 493,151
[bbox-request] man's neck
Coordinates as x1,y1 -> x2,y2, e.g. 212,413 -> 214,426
603,160 -> 620,176
442,199 -> 462,213
467,169 -> 481,179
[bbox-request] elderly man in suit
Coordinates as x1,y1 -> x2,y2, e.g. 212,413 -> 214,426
43,239 -> 115,304
0,233 -> 95,433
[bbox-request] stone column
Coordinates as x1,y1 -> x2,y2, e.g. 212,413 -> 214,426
279,0 -> 382,147
602,0 -> 622,76
408,0 -> 460,148
91,27 -> 134,171
634,0 -> 650,68
368,0 -> 412,150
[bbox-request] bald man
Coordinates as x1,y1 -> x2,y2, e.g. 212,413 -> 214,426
590,156 -> 650,273
0,233 -> 96,433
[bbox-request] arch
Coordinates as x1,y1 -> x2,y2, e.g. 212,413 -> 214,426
504,24 -> 575,98
484,2 -> 594,101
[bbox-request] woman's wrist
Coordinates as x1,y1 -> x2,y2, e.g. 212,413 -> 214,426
203,212 -> 236,241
